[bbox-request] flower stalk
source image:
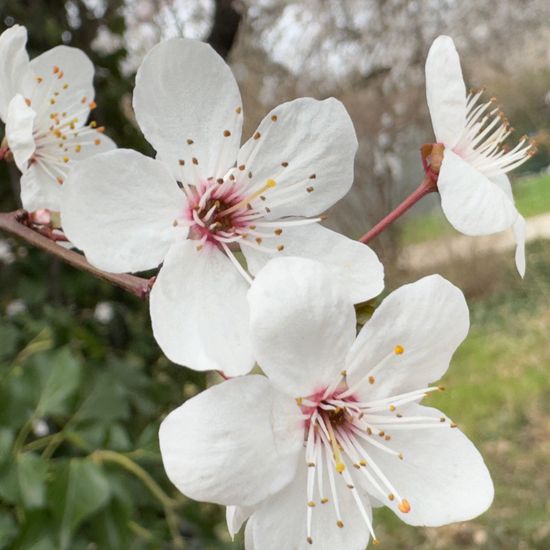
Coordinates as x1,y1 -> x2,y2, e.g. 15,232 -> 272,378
359,177 -> 436,244
359,144 -> 443,244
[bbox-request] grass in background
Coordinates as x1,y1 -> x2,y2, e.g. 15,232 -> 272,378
374,240 -> 550,549
400,172 -> 550,245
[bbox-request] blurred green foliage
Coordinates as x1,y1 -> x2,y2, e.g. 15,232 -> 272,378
0,246 -> 243,549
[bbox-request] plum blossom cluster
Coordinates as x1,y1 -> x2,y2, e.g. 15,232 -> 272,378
0,24 -> 536,549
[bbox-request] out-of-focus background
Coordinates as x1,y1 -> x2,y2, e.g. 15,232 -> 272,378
0,1 -> 549,549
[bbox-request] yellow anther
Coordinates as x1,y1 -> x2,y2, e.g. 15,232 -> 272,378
388,493 -> 395,501
335,461 -> 345,474
389,405 -> 396,412
307,501 -> 316,508
75,145 -> 81,153
295,397 -> 303,406
63,156 -> 69,163
398,499 -> 411,513
368,376 -> 375,384
336,520 -> 344,528
359,459 -> 366,467
373,538 -> 380,545
320,497 -> 328,504
394,344 -> 404,355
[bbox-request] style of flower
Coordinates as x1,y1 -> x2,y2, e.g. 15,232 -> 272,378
0,25 -> 115,212
159,257 -> 494,549
60,38 -> 384,376
425,35 -> 535,277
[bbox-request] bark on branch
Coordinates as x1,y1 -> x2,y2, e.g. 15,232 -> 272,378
0,210 -> 152,299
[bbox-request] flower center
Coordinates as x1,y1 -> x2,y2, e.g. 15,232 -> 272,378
453,89 -> 536,178
27,63 -> 105,185
296,350 -> 453,546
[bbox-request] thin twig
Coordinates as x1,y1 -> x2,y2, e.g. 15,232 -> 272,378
0,210 -> 153,299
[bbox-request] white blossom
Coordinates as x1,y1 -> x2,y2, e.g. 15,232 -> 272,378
61,38 -> 384,376
160,257 -> 494,549
426,35 -> 534,277
0,25 -> 115,212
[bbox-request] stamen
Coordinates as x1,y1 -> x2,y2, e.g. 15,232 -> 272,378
218,179 -> 276,216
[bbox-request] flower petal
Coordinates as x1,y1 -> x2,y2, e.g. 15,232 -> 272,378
425,35 -> 466,148
150,240 -> 255,375
61,149 -> 184,273
247,464 -> 372,550
5,94 -> 36,171
133,38 -> 242,183
438,150 -> 519,235
364,404 -> 494,526
238,98 -> 358,219
29,46 -> 95,127
513,214 -> 526,278
227,505 -> 254,540
248,257 -> 356,397
20,162 -> 62,212
479,173 -> 526,277
346,275 -> 468,401
242,223 -> 384,303
0,25 -> 32,121
159,376 -> 302,507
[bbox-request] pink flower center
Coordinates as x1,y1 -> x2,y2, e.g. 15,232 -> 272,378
295,359 -> 452,545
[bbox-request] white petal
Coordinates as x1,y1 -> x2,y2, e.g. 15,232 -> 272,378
438,150 -> 519,235
242,223 -> 384,303
5,94 -> 36,171
0,25 -> 33,121
365,404 -> 494,526
346,275 -> 468,401
29,45 -> 94,126
133,38 -> 242,182
513,214 -> 526,278
483,173 -> 526,276
491,173 -> 513,200
425,36 -> 466,148
61,149 -> 183,273
150,240 -> 255,375
20,162 -> 62,212
227,505 -> 254,540
239,98 -> 358,219
247,464 -> 372,550
19,132 -> 116,212
244,521 -> 255,550
159,376 -> 302,507
247,257 -> 356,397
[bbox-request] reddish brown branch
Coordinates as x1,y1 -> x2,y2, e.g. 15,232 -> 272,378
0,210 -> 152,299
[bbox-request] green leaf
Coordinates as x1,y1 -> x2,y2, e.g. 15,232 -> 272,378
0,462 -> 21,504
0,324 -> 18,360
36,348 -> 82,417
0,428 -> 14,465
75,372 -> 129,424
59,459 -> 111,550
17,453 -> 49,509
0,511 -> 17,550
